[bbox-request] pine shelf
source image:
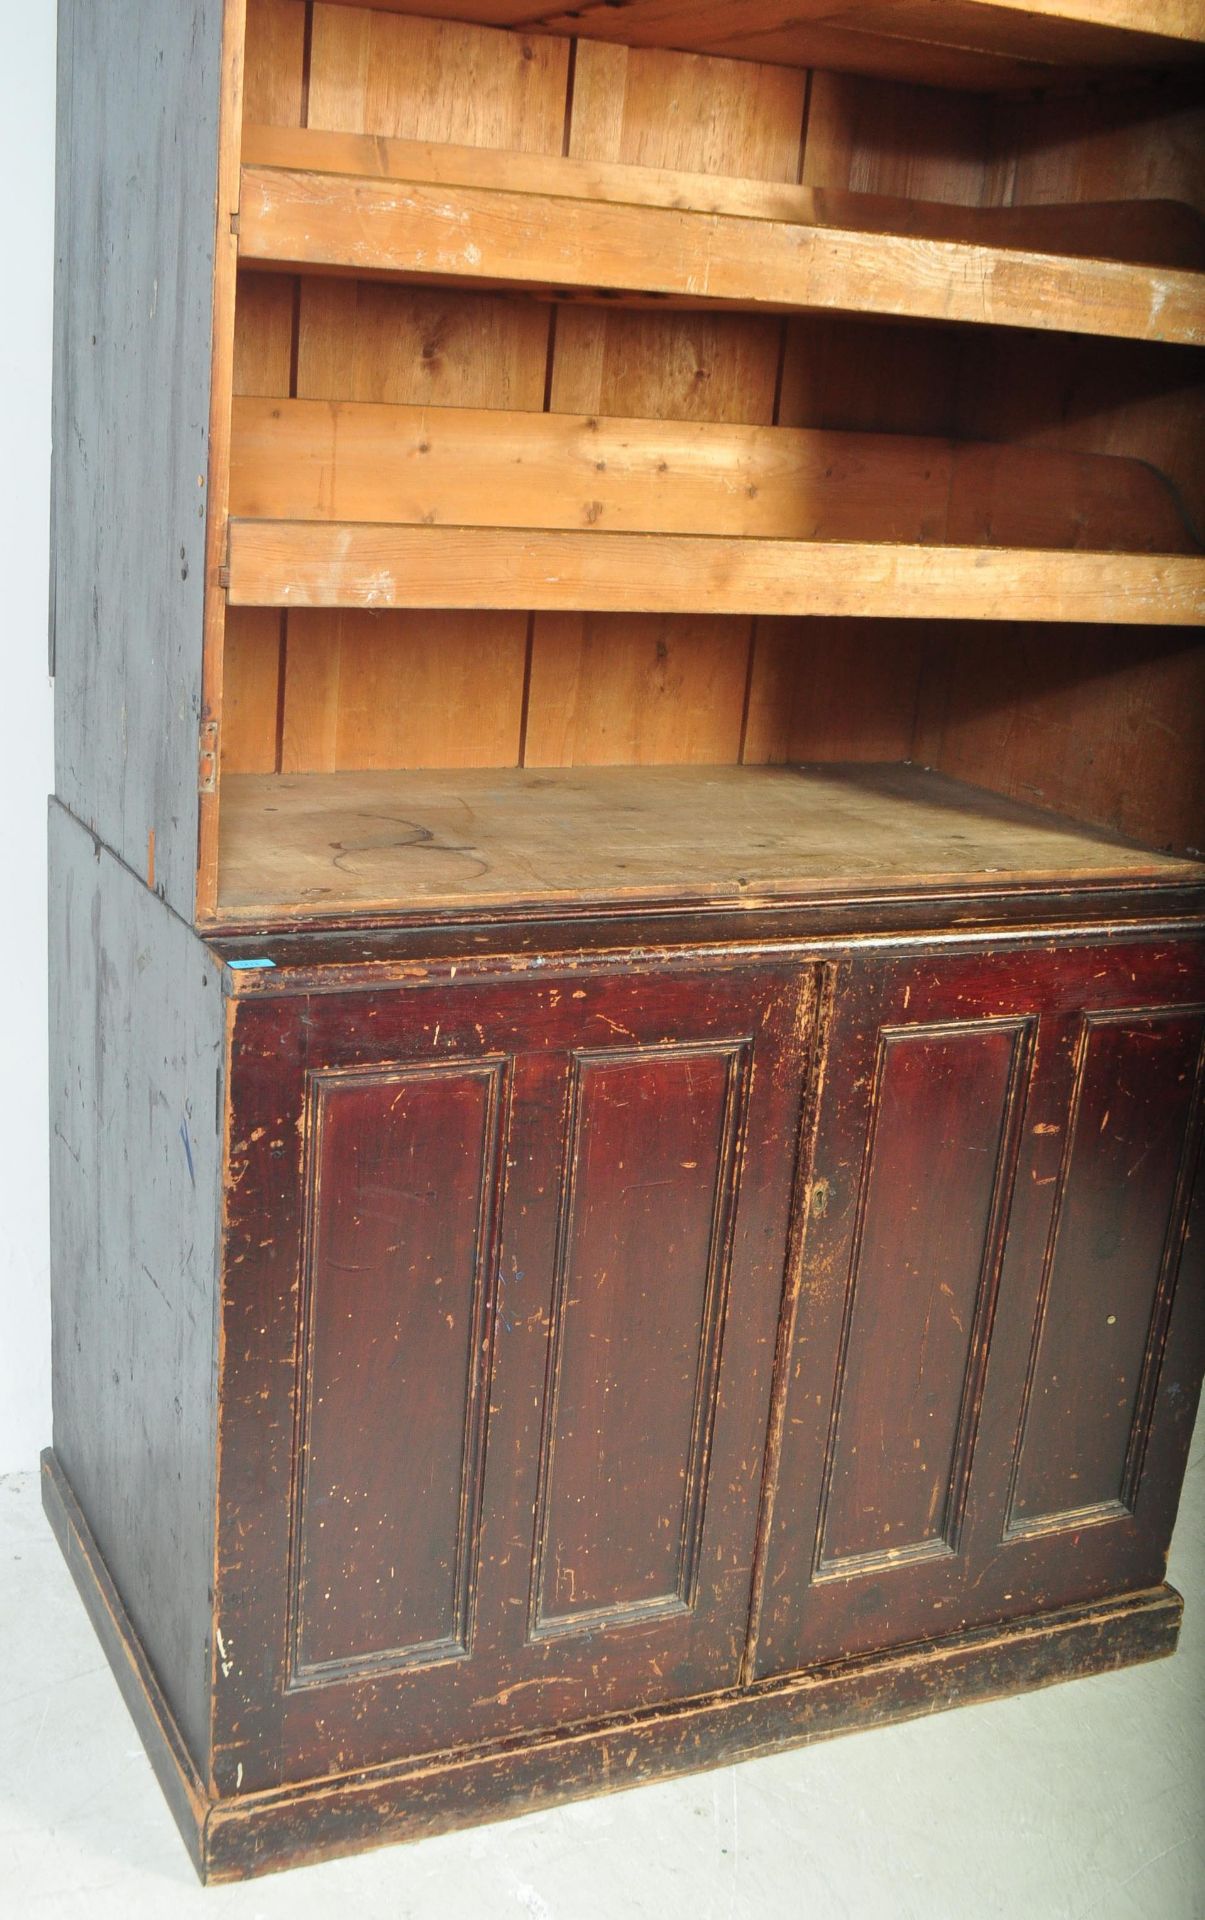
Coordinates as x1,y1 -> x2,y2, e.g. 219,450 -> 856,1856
238,126 -> 1205,347
225,395 -> 1204,626
226,521 -> 1203,624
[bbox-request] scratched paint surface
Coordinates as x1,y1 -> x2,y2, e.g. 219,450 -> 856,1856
5,1408 -> 1204,1914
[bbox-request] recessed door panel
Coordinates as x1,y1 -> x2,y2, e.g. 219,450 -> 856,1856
290,1062 -> 506,1683
1007,1009 -> 1204,1537
533,1043 -> 749,1635
817,1021 -> 1026,1577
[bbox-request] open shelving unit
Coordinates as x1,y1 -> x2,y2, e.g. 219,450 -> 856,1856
200,0 -> 1205,927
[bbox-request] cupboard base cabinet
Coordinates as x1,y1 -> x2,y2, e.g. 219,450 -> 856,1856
46,805 -> 1204,1883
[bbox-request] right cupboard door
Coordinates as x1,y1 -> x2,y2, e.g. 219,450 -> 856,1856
754,937 -> 1205,1679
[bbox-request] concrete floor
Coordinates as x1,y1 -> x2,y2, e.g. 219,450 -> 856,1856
2,1420 -> 1202,1919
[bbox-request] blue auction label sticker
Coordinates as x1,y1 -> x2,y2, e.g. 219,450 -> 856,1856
227,957 -> 278,971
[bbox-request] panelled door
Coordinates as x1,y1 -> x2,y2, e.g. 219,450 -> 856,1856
215,959 -> 817,1793
754,937 -> 1205,1679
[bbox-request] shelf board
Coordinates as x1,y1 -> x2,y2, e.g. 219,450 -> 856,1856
237,127 -> 1205,347
216,763 -> 1203,920
310,3 -> 1205,91
226,520 -> 1205,626
229,396 -> 1198,555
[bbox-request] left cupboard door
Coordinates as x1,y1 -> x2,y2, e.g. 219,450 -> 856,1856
211,960 -> 817,1793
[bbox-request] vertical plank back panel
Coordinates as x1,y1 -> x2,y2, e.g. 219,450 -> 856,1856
283,7 -> 571,771
526,39 -> 807,768
743,620 -> 924,767
743,64 -> 1001,767
243,0 -> 309,126
998,77 -> 1205,218
803,69 -> 1002,205
914,624 -> 1205,857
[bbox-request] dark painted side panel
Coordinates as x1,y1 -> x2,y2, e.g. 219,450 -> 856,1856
52,0 -> 223,915
47,801 -> 225,1770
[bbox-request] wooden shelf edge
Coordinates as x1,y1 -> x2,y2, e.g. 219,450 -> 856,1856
228,396 -> 1201,556
239,127 -> 1205,273
236,147 -> 1205,348
225,522 -> 1205,626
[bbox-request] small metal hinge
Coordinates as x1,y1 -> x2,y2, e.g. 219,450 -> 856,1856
199,719 -> 220,794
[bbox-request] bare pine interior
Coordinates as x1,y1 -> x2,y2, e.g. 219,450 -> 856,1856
209,0 -> 1205,924
47,0 -> 1205,1885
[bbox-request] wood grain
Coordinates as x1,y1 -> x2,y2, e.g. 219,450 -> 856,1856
226,521 -> 1205,624
224,271 -> 299,774
243,121 -> 1205,270
306,3 -> 570,151
214,762 -> 1199,918
221,607 -> 283,774
229,394 -> 1198,552
535,37 -> 803,781
198,0 -> 250,917
753,935 -> 1205,1675
742,620 -> 924,767
311,2 -> 1205,92
281,608 -> 528,770
48,804 -> 226,1774
914,624 -> 1205,857
523,613 -> 752,767
242,0 -> 307,127
238,158 -> 1205,346
52,0 -> 229,918
282,6 -> 570,774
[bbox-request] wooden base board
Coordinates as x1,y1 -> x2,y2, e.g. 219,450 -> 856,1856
215,762 -> 1202,923
42,1448 -> 1184,1886
40,1451 -> 211,1880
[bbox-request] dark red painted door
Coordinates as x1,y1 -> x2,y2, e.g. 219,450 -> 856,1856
754,938 -> 1205,1679
215,960 -> 817,1793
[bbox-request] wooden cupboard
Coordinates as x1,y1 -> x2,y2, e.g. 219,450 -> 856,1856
757,939 -> 1205,1675
46,0 -> 1205,1883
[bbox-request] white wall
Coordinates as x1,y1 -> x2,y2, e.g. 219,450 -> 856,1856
0,4 -> 58,1470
